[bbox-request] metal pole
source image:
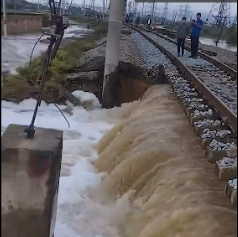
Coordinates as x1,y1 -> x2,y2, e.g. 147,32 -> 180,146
142,1 -> 144,17
151,0 -> 155,25
123,0 -> 127,22
3,0 -> 7,38
141,2 -> 144,24
103,0 -> 105,20
102,0 -> 124,108
83,0 -> 86,14
62,0 -> 65,14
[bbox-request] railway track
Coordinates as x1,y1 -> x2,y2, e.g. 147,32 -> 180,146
146,26 -> 238,77
126,24 -> 237,209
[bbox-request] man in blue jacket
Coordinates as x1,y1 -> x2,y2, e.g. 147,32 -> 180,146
190,13 -> 203,59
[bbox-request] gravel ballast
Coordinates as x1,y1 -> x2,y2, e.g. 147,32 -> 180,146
136,31 -> 237,115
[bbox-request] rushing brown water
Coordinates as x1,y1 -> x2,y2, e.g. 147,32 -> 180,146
95,85 -> 237,237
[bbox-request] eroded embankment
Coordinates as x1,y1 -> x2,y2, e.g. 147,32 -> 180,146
95,85 -> 237,237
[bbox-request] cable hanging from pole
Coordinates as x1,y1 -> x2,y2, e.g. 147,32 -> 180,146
24,0 -> 71,139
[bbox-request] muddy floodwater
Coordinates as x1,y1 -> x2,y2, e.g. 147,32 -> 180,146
200,37 -> 237,52
1,25 -> 92,74
154,25 -> 237,52
96,85 -> 237,237
1,84 -> 237,237
1,24 -> 237,236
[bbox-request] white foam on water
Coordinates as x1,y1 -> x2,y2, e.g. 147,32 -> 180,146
1,92 -> 131,237
72,90 -> 101,108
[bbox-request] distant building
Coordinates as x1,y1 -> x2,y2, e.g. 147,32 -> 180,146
1,10 -> 43,35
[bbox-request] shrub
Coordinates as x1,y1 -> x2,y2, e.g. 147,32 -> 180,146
1,21 -> 108,103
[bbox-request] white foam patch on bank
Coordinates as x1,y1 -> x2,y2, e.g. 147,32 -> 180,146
1,93 -> 131,237
72,90 -> 101,108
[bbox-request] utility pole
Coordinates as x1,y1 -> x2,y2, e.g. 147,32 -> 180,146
103,0 -> 105,20
61,0 -> 65,15
232,14 -> 237,26
141,1 -> 144,23
163,2 -> 168,25
142,1 -> 144,16
134,2 -> 138,22
38,0 -> 40,11
2,0 -> 7,38
92,0 -> 95,13
123,0 -> 127,22
102,0 -> 124,108
151,0 -> 155,24
172,10 -> 177,31
128,1 -> 132,14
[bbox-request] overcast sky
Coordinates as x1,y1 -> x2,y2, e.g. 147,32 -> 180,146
74,1 -> 237,17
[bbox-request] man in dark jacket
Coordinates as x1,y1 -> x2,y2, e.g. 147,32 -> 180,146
177,17 -> 189,57
147,15 -> 152,29
125,14 -> 129,23
136,15 -> 141,27
190,13 -> 203,59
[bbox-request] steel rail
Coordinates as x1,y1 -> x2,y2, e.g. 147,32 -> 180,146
141,26 -> 237,80
127,24 -> 237,135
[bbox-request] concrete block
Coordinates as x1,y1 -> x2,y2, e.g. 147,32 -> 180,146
176,94 -> 183,105
178,101 -> 188,116
231,190 -> 237,208
200,135 -> 232,149
1,124 -> 63,237
169,80 -> 174,88
201,136 -> 223,149
194,124 -> 222,137
189,115 -> 218,127
207,148 -> 237,163
185,105 -> 208,117
215,162 -> 237,181
225,183 -> 233,198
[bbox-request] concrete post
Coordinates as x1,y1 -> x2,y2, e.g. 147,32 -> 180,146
103,0 -> 105,21
141,1 -> 144,23
123,0 -> 127,22
102,0 -> 124,108
1,124 -> 63,237
2,0 -> 8,38
151,0 -> 155,25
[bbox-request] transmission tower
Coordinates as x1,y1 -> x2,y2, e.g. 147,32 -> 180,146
133,2 -> 137,14
89,0 -> 95,12
206,2 -> 231,46
128,1 -> 132,14
232,14 -> 237,26
206,1 -> 231,27
162,2 -> 168,25
151,0 -> 155,24
176,3 -> 192,21
123,0 -> 127,19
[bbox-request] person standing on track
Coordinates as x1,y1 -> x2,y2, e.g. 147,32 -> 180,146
189,13 -> 203,59
147,15 -> 152,29
136,15 -> 141,28
125,14 -> 129,24
177,17 -> 189,57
